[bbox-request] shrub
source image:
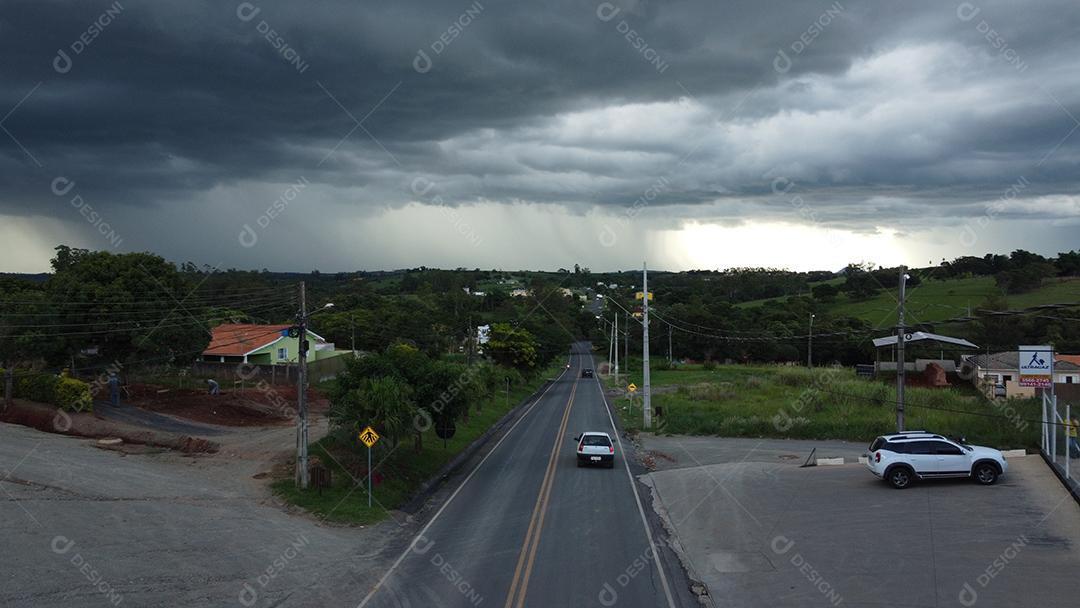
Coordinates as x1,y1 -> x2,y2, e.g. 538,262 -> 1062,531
16,374 -> 58,404
702,360 -> 717,371
55,377 -> 93,412
745,376 -> 767,389
775,367 -> 812,387
654,359 -> 673,371
679,382 -> 737,401
11,372 -> 93,413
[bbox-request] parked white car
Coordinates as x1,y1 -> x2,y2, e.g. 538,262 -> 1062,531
574,431 -> 615,468
865,431 -> 1007,489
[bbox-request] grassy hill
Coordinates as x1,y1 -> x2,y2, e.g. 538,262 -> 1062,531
739,276 -> 1080,326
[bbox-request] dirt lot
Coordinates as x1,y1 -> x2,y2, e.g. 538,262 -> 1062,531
123,383 -> 327,427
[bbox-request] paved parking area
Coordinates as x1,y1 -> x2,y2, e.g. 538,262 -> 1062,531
639,435 -> 1080,608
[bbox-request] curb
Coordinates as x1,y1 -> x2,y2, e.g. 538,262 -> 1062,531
398,378 -> 556,514
1038,451 -> 1080,508
1002,449 -> 1028,458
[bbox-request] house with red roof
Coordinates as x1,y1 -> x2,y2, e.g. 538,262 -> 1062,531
201,323 -> 340,364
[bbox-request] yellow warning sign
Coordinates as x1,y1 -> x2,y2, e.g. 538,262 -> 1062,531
359,426 -> 380,448
628,383 -> 637,393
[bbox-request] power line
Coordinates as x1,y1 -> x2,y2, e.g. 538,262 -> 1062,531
0,298 -> 293,327
0,290 -> 287,308
0,300 -> 294,339
4,325 -> 293,381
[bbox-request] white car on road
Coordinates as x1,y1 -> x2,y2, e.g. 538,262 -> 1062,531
866,431 -> 1007,489
575,432 -> 615,468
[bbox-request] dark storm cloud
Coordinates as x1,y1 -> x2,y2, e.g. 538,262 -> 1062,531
0,0 -> 1078,270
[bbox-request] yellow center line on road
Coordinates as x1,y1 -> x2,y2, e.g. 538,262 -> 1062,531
503,368 -> 578,608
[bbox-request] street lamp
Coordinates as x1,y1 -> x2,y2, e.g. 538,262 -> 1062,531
807,314 -> 816,368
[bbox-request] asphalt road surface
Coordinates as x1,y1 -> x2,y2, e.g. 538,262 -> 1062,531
94,400 -> 229,436
360,344 -> 685,608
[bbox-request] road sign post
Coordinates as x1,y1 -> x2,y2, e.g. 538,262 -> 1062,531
359,426 -> 380,508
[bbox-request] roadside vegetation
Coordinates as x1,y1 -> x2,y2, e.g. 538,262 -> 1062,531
606,363 -> 1040,449
273,360 -> 563,524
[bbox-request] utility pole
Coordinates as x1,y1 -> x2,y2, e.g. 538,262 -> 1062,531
624,312 -> 629,377
807,313 -> 815,368
614,313 -> 619,379
296,281 -> 309,489
643,262 -> 652,429
896,269 -> 909,433
350,313 -> 356,353
607,315 -> 614,377
466,315 -> 473,366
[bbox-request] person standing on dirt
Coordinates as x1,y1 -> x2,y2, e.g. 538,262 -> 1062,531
207,379 -> 220,395
108,372 -> 120,406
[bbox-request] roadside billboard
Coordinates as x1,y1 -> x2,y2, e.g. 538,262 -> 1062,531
1019,345 -> 1053,388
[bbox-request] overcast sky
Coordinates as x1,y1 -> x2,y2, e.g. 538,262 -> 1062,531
1,0 -> 1077,273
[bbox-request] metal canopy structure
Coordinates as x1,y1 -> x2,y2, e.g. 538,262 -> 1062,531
872,331 -> 979,350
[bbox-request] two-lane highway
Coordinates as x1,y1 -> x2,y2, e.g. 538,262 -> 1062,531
359,344 -> 679,608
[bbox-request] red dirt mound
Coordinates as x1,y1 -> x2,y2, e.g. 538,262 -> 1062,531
124,384 -> 303,427
1,399 -> 219,454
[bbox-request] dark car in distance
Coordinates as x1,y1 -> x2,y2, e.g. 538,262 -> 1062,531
581,368 -> 594,378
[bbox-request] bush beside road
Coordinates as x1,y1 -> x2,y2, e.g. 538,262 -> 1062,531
272,362 -> 564,524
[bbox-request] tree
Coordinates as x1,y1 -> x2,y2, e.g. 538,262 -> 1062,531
330,375 -> 416,449
487,323 -> 539,370
1056,250 -> 1080,276
840,264 -> 879,300
41,246 -> 212,366
811,283 -> 839,302
995,262 -> 1055,294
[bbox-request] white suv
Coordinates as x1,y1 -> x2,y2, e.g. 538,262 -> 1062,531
865,432 -> 1008,489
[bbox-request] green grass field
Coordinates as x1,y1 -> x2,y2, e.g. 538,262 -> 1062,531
739,276 -> 1080,327
273,362 -> 563,524
605,363 -> 1039,449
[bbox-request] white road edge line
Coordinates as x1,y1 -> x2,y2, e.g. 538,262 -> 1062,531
356,363 -> 572,608
591,367 -> 678,608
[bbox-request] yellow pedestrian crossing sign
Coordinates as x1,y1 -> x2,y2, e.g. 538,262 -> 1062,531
359,426 -> 380,448
628,383 -> 637,393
